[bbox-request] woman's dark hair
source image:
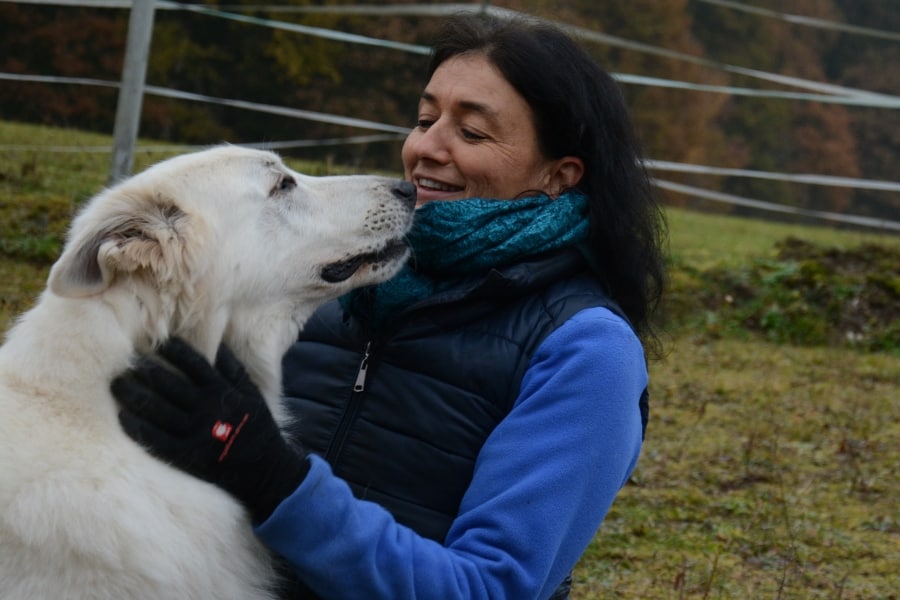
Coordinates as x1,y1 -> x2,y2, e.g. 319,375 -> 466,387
428,14 -> 667,351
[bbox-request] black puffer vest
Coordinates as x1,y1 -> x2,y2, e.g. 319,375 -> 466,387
279,249 -> 648,599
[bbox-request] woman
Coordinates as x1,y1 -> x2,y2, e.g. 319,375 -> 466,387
114,13 -> 666,600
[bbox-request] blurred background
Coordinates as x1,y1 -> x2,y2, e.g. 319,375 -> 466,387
1,0 -> 897,230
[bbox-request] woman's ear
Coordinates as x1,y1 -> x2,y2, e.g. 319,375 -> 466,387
546,156 -> 584,197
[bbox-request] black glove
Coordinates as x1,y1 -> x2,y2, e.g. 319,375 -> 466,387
112,337 -> 310,523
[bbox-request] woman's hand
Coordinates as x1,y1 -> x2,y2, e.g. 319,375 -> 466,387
112,337 -> 309,523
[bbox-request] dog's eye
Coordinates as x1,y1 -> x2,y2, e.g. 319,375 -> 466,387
273,175 -> 296,194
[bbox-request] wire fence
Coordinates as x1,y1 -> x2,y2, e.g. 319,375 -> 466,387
1,0 -> 898,231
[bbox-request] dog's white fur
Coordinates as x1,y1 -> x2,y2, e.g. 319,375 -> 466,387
0,145 -> 415,599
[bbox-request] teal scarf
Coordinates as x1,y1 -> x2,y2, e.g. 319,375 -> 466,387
341,190 -> 589,327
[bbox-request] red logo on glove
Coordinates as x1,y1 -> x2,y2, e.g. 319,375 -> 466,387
211,420 -> 233,442
213,413 -> 250,463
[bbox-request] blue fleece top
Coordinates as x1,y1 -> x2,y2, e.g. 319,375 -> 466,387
254,305 -> 646,599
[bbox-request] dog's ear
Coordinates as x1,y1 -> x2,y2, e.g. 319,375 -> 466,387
49,195 -> 191,298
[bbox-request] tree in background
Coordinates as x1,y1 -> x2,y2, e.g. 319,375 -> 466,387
0,0 -> 895,220
145,0 -> 350,144
829,0 -> 900,220
690,0 -> 863,215
0,5 -> 126,129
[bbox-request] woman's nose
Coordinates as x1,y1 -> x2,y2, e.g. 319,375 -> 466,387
409,122 -> 451,164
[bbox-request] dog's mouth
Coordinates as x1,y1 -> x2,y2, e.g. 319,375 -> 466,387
320,239 -> 409,283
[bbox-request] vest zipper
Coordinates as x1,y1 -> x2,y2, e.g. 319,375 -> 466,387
325,340 -> 372,464
353,341 -> 371,392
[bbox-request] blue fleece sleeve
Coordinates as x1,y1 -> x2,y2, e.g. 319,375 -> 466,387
254,307 -> 646,599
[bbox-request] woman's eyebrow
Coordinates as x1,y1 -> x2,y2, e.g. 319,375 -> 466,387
421,91 -> 500,121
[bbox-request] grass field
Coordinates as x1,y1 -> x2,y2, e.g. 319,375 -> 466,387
1,120 -> 898,599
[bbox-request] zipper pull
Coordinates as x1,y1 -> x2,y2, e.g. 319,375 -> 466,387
353,341 -> 372,392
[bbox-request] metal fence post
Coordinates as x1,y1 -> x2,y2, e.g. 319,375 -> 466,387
108,0 -> 156,184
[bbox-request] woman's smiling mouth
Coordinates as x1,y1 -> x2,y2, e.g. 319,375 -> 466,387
416,177 -> 463,193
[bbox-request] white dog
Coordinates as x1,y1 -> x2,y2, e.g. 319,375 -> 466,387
0,145 -> 415,599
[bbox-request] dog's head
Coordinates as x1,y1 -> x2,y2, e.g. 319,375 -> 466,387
47,145 -> 416,356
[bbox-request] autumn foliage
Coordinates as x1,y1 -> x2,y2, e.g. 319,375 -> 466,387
0,0 -> 896,221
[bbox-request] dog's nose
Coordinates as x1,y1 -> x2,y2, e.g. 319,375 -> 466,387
391,181 -> 417,209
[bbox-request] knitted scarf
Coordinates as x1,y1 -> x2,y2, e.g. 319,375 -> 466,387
340,190 -> 590,327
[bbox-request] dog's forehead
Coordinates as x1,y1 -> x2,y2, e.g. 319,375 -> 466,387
200,147 -> 283,173
133,147 -> 285,188
168,146 -> 282,171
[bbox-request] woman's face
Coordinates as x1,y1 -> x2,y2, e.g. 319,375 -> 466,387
402,53 -> 580,206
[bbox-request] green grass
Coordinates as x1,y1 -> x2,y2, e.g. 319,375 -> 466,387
577,340 -> 898,599
2,120 -> 898,599
665,208 -> 897,270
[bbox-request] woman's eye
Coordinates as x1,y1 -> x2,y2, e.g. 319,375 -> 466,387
462,129 -> 486,141
416,118 -> 434,129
